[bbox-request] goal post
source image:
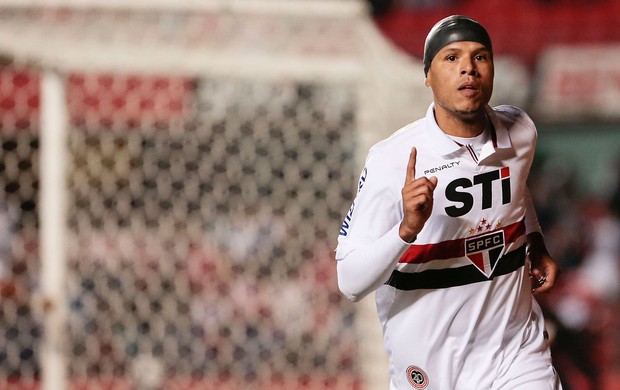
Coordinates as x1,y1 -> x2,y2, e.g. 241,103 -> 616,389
0,1 -> 431,389
39,69 -> 70,390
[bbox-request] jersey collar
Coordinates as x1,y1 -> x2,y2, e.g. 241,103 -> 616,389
424,103 -> 512,157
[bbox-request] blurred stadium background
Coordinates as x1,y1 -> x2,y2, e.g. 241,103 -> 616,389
0,0 -> 618,389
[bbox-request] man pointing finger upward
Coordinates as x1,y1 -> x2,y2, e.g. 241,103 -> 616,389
335,15 -> 563,390
399,147 -> 438,243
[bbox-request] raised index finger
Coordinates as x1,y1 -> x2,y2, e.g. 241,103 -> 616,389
405,147 -> 417,184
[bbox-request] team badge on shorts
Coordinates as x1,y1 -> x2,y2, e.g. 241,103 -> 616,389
465,230 -> 505,277
406,365 -> 429,389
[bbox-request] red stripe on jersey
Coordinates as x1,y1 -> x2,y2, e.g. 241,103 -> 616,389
398,220 -> 525,264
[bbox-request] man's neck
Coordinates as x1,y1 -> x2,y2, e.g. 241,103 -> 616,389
434,107 -> 488,138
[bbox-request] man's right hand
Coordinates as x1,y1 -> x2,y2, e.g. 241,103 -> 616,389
399,147 -> 438,242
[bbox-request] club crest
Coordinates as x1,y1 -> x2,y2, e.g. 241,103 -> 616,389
465,230 -> 505,277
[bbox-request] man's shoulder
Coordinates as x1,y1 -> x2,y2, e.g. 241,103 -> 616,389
492,104 -> 527,117
491,104 -> 535,129
359,119 -> 428,178
370,118 -> 427,155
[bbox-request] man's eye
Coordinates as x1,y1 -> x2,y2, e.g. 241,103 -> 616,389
475,55 -> 487,61
446,55 -> 457,61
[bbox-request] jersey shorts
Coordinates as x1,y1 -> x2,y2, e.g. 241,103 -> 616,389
336,103 -> 562,389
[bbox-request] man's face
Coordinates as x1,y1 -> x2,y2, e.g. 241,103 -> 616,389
425,41 -> 494,121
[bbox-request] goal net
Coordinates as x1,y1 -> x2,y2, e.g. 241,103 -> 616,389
0,1 -> 430,389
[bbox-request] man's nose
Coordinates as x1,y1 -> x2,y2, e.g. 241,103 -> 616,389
460,60 -> 478,76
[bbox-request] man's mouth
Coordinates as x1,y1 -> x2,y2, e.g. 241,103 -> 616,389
458,83 -> 478,91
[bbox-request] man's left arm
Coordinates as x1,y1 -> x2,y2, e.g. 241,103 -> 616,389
527,232 -> 560,294
524,186 -> 560,294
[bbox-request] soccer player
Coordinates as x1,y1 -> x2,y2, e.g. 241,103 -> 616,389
336,15 -> 563,390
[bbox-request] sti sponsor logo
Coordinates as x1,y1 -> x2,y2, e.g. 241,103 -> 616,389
445,167 -> 511,217
339,201 -> 355,236
465,230 -> 505,277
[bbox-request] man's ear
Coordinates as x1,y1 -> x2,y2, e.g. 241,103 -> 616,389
424,74 -> 430,88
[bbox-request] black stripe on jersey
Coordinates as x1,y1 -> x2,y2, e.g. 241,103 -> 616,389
466,144 -> 479,163
385,246 -> 525,291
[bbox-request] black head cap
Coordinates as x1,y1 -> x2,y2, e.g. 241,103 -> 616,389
423,15 -> 492,76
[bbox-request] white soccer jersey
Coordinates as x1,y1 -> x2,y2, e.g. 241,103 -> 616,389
336,103 -> 560,390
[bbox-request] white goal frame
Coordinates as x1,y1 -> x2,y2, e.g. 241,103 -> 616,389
0,1 -> 432,389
